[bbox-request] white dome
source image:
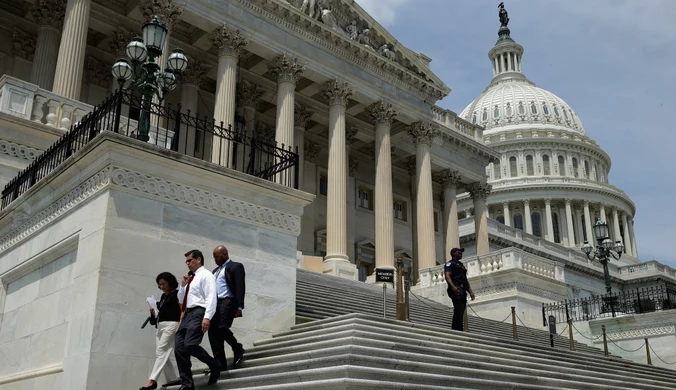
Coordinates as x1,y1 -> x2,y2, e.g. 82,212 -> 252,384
460,81 -> 586,134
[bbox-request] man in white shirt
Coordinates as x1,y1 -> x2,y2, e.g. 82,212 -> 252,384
175,250 -> 221,389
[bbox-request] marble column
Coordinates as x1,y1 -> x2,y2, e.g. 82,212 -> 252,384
565,199 -> 575,247
177,60 -> 207,156
583,201 -> 594,243
434,169 -> 461,257
524,200 -> 533,235
629,219 -> 638,258
404,157 -> 419,283
210,25 -> 248,165
600,204 -> 607,224
407,121 -> 440,270
612,207 -> 622,244
30,0 -> 65,90
545,198 -> 554,242
237,80 -> 263,138
294,104 -> 313,189
269,55 -> 305,149
12,29 -> 36,80
503,201 -> 511,227
300,140 -> 322,251
322,79 -> 354,263
52,0 -> 91,100
622,213 -> 633,256
469,182 -> 492,255
141,0 -> 183,69
368,101 -> 397,271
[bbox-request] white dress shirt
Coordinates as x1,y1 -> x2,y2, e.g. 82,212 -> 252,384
177,266 -> 217,320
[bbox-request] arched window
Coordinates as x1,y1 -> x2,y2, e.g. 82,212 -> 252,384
572,158 -> 579,177
494,161 -> 501,179
581,215 -> 588,242
563,108 -> 569,120
558,156 -> 566,176
513,214 -> 524,230
472,112 -> 477,124
543,104 -> 550,115
530,102 -> 538,115
584,161 -> 590,179
532,213 -> 542,237
542,155 -> 551,175
482,108 -> 488,122
526,155 -> 534,176
553,106 -> 560,117
518,101 -> 525,115
493,105 -> 500,119
497,215 -> 505,224
509,157 -> 518,177
552,213 -> 561,243
506,103 -> 513,117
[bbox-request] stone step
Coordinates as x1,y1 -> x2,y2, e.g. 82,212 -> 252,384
236,342 -> 673,389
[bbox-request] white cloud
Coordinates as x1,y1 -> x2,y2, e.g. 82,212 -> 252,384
355,0 -> 412,26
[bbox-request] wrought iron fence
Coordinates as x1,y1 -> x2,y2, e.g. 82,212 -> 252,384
543,285 -> 676,325
1,89 -> 299,208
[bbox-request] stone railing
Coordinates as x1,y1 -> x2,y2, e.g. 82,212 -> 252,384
617,261 -> 676,279
431,105 -> 484,142
419,247 -> 565,288
0,75 -> 170,147
489,176 -> 632,202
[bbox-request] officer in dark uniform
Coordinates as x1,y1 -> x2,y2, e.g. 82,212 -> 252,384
444,248 -> 475,331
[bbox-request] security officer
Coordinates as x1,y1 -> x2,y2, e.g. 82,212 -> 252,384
444,248 -> 475,331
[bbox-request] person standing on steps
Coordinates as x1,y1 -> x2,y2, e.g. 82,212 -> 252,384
445,248 -> 475,331
208,245 -> 246,372
175,250 -> 221,389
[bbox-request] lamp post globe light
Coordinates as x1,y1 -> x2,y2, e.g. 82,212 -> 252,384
581,218 -> 625,294
110,16 -> 188,142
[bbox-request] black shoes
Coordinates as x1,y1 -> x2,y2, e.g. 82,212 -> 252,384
139,383 -> 157,390
207,366 -> 220,386
233,347 -> 245,366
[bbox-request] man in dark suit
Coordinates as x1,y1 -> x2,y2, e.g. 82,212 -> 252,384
208,245 -> 246,372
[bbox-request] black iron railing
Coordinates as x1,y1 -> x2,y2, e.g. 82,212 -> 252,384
1,89 -> 299,208
543,284 -> 676,324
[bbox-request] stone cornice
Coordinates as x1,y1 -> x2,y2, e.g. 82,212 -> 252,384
228,0 -> 448,103
0,140 -> 43,161
599,324 -> 676,341
488,137 -> 611,168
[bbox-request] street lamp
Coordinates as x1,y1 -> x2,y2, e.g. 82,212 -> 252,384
110,16 -> 188,142
581,218 -> 624,294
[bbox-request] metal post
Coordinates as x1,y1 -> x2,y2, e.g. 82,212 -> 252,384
396,256 -> 406,320
567,318 -> 575,351
113,81 -> 124,133
463,306 -> 469,332
542,304 -> 547,327
645,338 -> 652,365
548,315 -> 556,348
511,306 -> 518,341
382,283 -> 387,319
602,325 -> 609,357
404,280 -> 410,321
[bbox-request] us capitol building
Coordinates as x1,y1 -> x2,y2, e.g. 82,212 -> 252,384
0,0 -> 674,388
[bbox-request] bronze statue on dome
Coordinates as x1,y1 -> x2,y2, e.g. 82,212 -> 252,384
498,2 -> 509,27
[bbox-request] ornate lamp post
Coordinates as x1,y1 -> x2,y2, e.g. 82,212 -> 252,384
110,16 -> 188,142
581,218 -> 625,294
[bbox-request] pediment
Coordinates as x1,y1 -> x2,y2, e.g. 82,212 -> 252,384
266,0 -> 450,102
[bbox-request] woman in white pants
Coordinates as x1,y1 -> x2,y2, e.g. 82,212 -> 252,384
140,272 -> 182,390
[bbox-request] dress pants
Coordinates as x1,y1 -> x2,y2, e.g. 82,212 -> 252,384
450,293 -> 467,331
208,297 -> 243,370
149,321 -> 179,382
174,307 -> 219,389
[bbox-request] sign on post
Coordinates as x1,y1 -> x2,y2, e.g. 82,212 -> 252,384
375,268 -> 395,283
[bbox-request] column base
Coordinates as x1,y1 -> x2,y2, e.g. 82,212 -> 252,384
323,257 -> 357,281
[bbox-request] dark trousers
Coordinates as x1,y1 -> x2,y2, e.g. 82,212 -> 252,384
450,294 -> 467,331
175,307 -> 219,388
208,297 -> 242,370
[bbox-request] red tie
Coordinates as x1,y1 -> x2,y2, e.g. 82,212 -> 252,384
181,274 -> 195,312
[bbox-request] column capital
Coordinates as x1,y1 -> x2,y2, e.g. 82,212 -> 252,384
268,54 -> 305,85
404,156 -> 417,176
432,169 -> 461,189
31,0 -> 66,29
348,155 -> 360,177
13,28 -> 36,61
85,56 -> 110,88
502,201 -> 510,208
182,60 -> 208,87
583,200 -> 590,207
109,30 -> 135,57
367,100 -> 397,125
294,103 -> 314,129
236,80 -> 263,108
346,124 -> 359,144
140,0 -> 184,31
523,199 -> 530,206
407,121 -> 440,146
565,198 -> 573,206
304,139 -> 322,163
468,182 -> 492,202
321,79 -> 354,107
211,24 -> 248,58
544,198 -> 552,205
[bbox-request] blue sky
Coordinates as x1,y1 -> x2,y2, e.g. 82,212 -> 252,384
357,0 -> 676,267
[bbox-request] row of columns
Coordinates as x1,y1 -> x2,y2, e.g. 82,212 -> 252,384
497,199 -> 637,257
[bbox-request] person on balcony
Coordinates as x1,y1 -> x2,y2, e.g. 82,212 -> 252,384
445,248 -> 476,331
